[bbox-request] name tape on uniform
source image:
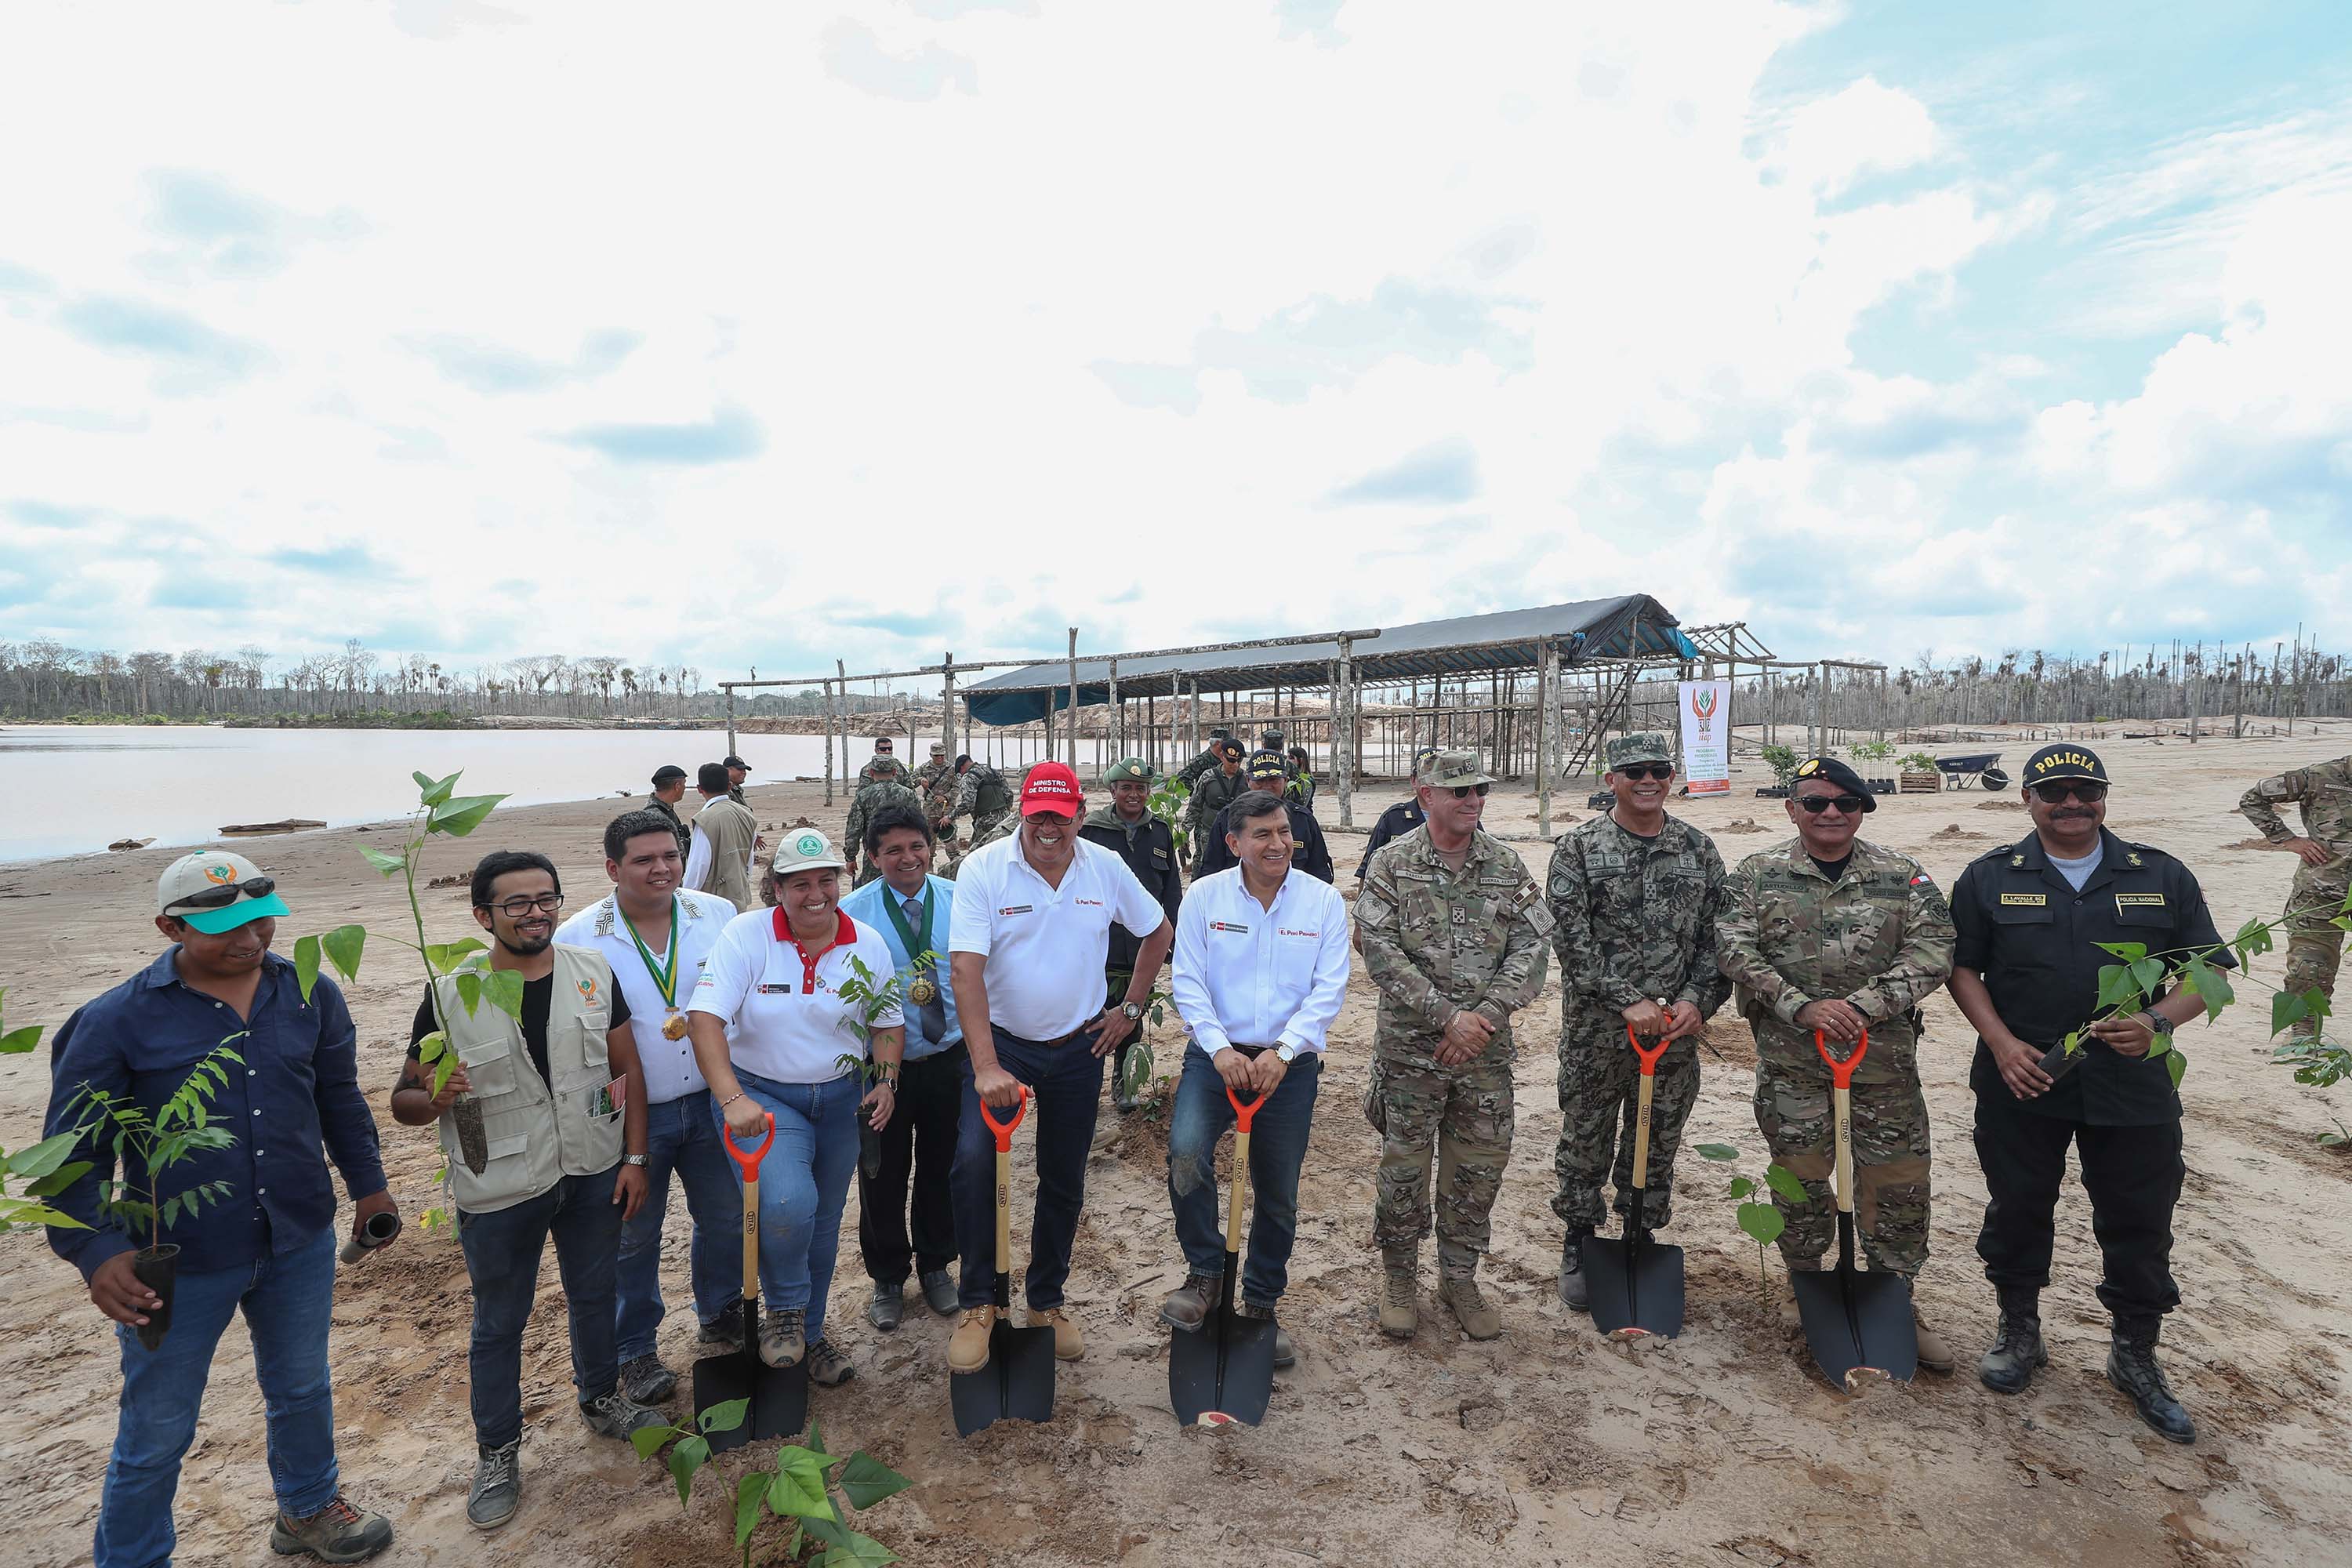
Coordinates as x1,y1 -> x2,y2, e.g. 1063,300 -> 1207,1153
2116,893 -> 2167,908
2000,893 -> 2049,906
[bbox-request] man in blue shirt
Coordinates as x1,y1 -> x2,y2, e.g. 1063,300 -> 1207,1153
840,801 -> 964,1330
43,851 -> 397,1567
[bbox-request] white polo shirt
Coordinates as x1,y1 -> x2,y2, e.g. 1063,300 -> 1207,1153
554,889 -> 736,1105
1171,866 -> 1351,1058
690,908 -> 903,1085
949,829 -> 1167,1040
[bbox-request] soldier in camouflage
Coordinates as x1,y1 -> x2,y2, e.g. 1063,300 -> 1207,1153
913,741 -> 960,837
2238,754 -> 2352,1041
1172,728 -> 1237,789
1545,733 -> 1730,1312
844,773 -> 924,887
1356,748 -> 1552,1341
857,739 -> 911,789
949,756 -> 1014,856
1717,754 -> 1958,1372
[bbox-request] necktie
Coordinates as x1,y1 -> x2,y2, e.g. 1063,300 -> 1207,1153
908,896 -> 949,1044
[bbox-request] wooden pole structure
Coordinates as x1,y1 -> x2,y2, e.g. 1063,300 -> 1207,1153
1066,627 -> 1080,768
941,652 -> 957,764
1107,657 -> 1121,764
725,684 -> 737,761
1536,637 -> 1555,838
1336,634 -> 1356,829
836,659 -> 849,797
822,679 -> 835,806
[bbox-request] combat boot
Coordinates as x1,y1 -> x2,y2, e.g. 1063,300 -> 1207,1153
1557,1228 -> 1593,1312
1912,1308 -> 1955,1374
2107,1316 -> 2195,1444
1980,1287 -> 2047,1394
1377,1248 -> 1418,1338
1437,1273 -> 1502,1341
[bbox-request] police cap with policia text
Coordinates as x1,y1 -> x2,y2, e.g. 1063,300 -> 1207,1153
2022,743 -> 2109,786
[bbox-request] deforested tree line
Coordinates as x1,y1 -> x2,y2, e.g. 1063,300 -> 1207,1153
0,638 -> 906,723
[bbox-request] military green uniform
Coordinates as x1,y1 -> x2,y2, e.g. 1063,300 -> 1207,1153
913,756 -> 959,833
950,761 -> 1013,848
2238,757 -> 2352,1035
644,793 -> 693,863
1357,824 -> 1552,1278
858,755 -> 910,789
1717,837 -> 1955,1276
1545,810 -> 1730,1232
843,777 -> 924,887
1173,735 -> 1234,789
1186,766 -> 1248,872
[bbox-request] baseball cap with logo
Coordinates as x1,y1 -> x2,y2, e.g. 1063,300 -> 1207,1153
1605,732 -> 1674,770
1418,749 -> 1494,789
1246,749 -> 1288,785
770,827 -> 845,875
158,850 -> 291,933
2023,743 -> 2108,785
1020,760 -> 1083,817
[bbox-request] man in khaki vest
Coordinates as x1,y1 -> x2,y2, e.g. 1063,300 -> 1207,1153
389,850 -> 656,1532
685,762 -> 760,912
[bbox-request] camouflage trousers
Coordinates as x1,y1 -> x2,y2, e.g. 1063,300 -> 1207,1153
971,808 -> 1011,848
1753,1040 -> 1932,1277
1552,1022 -> 1700,1232
1366,1046 -> 1514,1277
2282,861 -> 2350,1033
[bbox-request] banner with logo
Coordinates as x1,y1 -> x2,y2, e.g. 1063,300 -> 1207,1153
1679,680 -> 1731,796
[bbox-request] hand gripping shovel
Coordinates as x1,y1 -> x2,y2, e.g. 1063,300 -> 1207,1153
1788,1029 -> 1917,1390
699,1111 -> 808,1450
1169,1083 -> 1279,1428
1582,1024 -> 1686,1341
952,1088 -> 1057,1437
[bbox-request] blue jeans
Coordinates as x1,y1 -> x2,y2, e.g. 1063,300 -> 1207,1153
458,1167 -> 623,1449
1167,1048 -> 1322,1307
952,1028 -> 1105,1312
710,1070 -> 860,1346
96,1225 -> 339,1568
617,1089 -> 742,1361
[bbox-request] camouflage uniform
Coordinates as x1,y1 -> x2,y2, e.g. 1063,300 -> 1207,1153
1717,837 -> 1955,1276
1186,765 -> 1248,872
1357,823 -> 1553,1279
952,762 -> 1014,848
912,755 -> 959,833
858,754 -> 910,788
843,777 -> 924,887
1545,808 -> 1730,1232
2238,757 -> 2352,1036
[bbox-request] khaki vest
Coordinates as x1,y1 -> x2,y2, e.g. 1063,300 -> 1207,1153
435,944 -> 624,1214
697,796 -> 760,912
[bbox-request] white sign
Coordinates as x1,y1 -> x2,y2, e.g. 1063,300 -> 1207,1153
1679,680 -> 1731,797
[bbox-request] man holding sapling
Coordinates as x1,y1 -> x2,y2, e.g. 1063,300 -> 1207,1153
388,850 -> 659,1531
1949,744 -> 2227,1443
2237,750 -> 2350,1044
554,810 -> 746,1408
42,851 -> 397,1566
1717,755 -> 1957,1372
1546,733 -> 1731,1312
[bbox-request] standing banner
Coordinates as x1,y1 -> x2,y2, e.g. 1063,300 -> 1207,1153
1679,680 -> 1731,796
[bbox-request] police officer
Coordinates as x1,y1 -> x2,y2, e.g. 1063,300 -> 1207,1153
1356,748 -> 1552,1341
1198,751 -> 1334,883
2237,752 -> 2350,1043
1717,755 -> 1956,1372
721,754 -> 753,807
646,765 -> 694,862
1948,743 -> 2226,1443
1185,739 -> 1250,873
1356,746 -> 1439,882
1081,758 -> 1185,1111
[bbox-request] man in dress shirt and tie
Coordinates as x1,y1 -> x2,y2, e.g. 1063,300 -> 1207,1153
840,801 -> 966,1330
1162,789 -> 1352,1368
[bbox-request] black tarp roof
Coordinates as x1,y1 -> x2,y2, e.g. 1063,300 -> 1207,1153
962,594 -> 1696,726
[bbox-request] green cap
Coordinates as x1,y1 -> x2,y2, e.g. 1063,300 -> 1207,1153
1605,732 -> 1673,769
1103,757 -> 1153,784
1417,748 -> 1494,789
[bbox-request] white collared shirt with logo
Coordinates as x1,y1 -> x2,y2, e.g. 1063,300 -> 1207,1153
554,889 -> 735,1105
948,830 -> 1168,1040
1171,866 -> 1351,1058
690,909 -> 904,1084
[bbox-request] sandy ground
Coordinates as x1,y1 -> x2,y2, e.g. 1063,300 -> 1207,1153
5,723 -> 2351,1567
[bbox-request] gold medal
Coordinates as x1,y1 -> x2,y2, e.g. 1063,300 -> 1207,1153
908,975 -> 938,1007
662,1011 -> 689,1040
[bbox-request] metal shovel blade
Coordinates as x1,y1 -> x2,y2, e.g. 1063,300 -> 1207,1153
1791,1264 -> 1917,1390
1170,1305 -> 1279,1428
695,1298 -> 808,1452
1581,1232 -> 1686,1341
951,1301 -> 1058,1436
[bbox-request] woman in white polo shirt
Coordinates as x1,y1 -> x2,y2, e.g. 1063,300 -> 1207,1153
686,829 -> 903,1389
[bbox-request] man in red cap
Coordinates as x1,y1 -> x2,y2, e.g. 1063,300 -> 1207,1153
943,761 -> 1175,1370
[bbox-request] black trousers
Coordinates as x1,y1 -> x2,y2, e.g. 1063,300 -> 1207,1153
858,1044 -> 964,1284
1973,1083 -> 2184,1320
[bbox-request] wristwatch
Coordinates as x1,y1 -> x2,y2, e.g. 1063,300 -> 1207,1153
2143,1012 -> 2174,1041
623,1153 -> 649,1167
1121,1000 -> 1145,1022
1274,1043 -> 1297,1065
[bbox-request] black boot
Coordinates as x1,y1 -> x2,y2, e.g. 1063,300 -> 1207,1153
2107,1316 -> 2195,1444
1980,1286 -> 2047,1395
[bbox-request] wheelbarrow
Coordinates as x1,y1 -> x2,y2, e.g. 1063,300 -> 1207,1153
1934,753 -> 2009,791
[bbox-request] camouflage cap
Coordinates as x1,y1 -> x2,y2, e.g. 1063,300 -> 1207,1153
1103,757 -> 1153,784
1417,747 -> 1494,789
1605,732 -> 1673,770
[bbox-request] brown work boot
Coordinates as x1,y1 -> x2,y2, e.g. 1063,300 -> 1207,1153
269,1493 -> 393,1563
1378,1248 -> 1419,1338
1913,1308 -> 1955,1374
1779,1255 -> 1821,1330
947,1306 -> 996,1373
1161,1273 -> 1219,1332
1437,1274 -> 1502,1341
1039,1306 -> 1084,1361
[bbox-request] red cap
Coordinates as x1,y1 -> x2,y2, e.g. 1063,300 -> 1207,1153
1019,760 -> 1083,816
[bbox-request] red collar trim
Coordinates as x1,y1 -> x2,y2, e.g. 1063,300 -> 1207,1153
770,909 -> 857,990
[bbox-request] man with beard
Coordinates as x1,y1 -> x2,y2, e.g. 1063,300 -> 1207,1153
389,851 -> 657,1530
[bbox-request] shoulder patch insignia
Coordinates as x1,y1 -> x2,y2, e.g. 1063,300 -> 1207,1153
2125,852 -> 2143,867
2010,855 -> 2027,868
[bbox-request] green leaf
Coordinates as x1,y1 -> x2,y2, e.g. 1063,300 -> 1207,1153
2234,916 -> 2275,967
430,1054 -> 457,1096
1726,1176 -> 1755,1198
630,1425 -> 676,1461
423,939 -> 487,975
2274,991 -> 2313,1036
162,1196 -> 180,1228
835,1451 -> 911,1510
482,967 -> 525,1021
1694,1143 -> 1740,1161
2303,988 -> 2335,1022
454,971 -> 483,1017
2093,964 -> 2140,1012
2179,956 -> 2234,1022
414,769 -> 461,807
23,1160 -> 93,1198
767,1446 -> 837,1522
2060,1030 -> 2082,1058
2090,941 -> 2148,960
667,1435 -> 710,1509
359,845 -> 407,877
1737,1200 -> 1786,1247
816,1527 -> 901,1567
2128,957 -> 2167,1000
1763,1163 -> 1810,1204
7,1130 -> 87,1183
0,1200 -> 83,1228
2165,1050 -> 2187,1089
417,1031 -> 445,1065
735,1472 -> 768,1552
292,935 -> 322,1003
2146,1032 -> 2172,1058
698,1397 -> 750,1435
321,924 -> 366,982
0,1023 -> 42,1054
429,793 -> 506,838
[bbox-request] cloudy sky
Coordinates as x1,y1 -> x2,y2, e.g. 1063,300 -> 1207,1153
2,0 -> 2345,684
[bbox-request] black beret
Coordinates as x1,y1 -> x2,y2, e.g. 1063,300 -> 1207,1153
1790,755 -> 1875,811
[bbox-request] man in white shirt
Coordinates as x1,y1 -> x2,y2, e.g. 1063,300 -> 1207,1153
944,761 -> 1174,1372
1163,789 -> 1350,1368
554,809 -> 746,1409
684,763 -> 760,912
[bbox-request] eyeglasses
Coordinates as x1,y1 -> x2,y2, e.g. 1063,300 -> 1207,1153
1795,794 -> 1869,815
1447,783 -> 1490,800
483,892 -> 565,918
1615,764 -> 1674,782
169,875 -> 275,911
2031,781 -> 2107,804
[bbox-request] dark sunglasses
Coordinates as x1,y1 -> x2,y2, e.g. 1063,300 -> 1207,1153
1447,783 -> 1490,800
1795,794 -> 1869,815
483,891 -> 565,918
169,875 -> 276,911
2031,781 -> 2107,804
1615,764 -> 1674,782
